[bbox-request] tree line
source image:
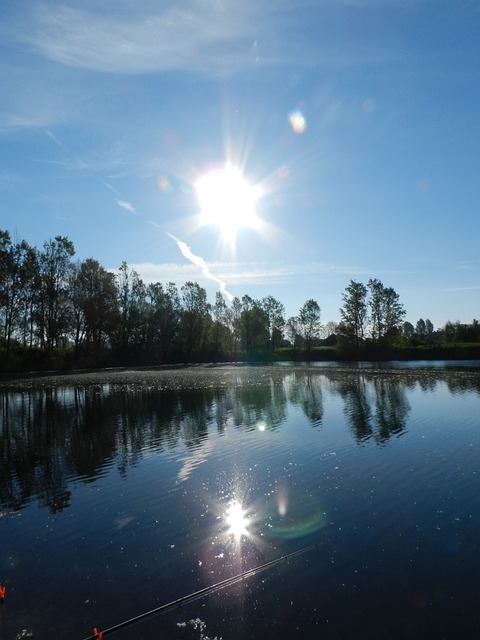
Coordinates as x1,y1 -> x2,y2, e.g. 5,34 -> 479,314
0,230 -> 314,369
0,229 -> 478,371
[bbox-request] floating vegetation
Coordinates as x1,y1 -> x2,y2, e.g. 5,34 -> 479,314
177,617 -> 222,640
14,631 -> 34,640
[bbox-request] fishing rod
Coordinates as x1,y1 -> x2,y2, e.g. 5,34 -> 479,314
82,540 -> 320,640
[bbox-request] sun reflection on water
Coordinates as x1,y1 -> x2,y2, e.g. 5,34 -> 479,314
226,500 -> 249,540
198,479 -> 329,610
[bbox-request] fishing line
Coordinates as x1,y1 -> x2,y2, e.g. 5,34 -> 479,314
81,541 -> 320,640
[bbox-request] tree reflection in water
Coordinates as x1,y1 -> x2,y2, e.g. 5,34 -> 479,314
1,365 -> 480,514
339,373 -> 411,444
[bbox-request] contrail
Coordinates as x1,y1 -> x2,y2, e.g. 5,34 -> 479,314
167,233 -> 234,302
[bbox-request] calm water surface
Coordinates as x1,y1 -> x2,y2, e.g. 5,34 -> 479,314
1,363 -> 479,640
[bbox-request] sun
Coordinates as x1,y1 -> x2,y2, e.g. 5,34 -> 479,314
195,163 -> 262,247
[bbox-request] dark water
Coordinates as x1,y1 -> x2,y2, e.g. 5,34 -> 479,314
1,363 -> 479,640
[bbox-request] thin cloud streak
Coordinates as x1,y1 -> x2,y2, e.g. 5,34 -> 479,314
116,199 -> 136,214
441,286 -> 480,293
45,129 -> 68,150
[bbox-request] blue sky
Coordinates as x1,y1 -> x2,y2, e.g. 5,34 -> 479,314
1,0 -> 479,329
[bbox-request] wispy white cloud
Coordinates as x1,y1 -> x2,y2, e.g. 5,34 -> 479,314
0,0 -> 410,139
1,112 -> 66,132
103,180 -> 136,214
103,181 -> 121,194
0,173 -> 19,188
17,1 -> 262,75
9,1 -> 406,77
452,261 -> 479,272
0,63 -> 76,133
40,139 -> 128,173
127,257 -> 369,290
116,199 -> 136,214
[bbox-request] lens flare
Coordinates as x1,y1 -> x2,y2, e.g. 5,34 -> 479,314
289,110 -> 306,134
157,175 -> 171,193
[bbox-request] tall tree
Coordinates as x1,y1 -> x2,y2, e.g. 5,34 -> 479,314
147,282 -> 181,361
115,262 -> 147,352
0,230 -> 13,345
262,295 -> 285,353
402,321 -> 415,339
425,319 -> 434,336
0,234 -> 38,353
211,291 -> 230,357
239,295 -> 269,354
229,296 -> 242,360
382,285 -> 407,343
367,278 -> 406,344
180,281 -> 211,358
339,280 -> 368,350
298,299 -> 321,354
415,318 -> 426,337
17,243 -> 40,348
37,236 -> 75,354
286,316 -> 301,355
69,258 -> 118,356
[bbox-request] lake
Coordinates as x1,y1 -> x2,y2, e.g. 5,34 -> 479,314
1,362 -> 479,640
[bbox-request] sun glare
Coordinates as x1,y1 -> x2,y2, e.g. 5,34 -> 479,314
195,164 -> 262,246
226,501 -> 248,540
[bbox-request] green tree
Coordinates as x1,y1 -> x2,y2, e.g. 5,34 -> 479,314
180,281 -> 211,359
229,296 -> 242,359
17,243 -> 40,349
146,282 -> 181,361
115,262 -> 147,353
425,319 -> 434,336
402,321 -> 415,339
69,258 -> 119,357
0,234 -> 38,354
36,236 -> 75,355
286,316 -> 301,356
415,318 -> 426,338
443,320 -> 455,342
239,295 -> 269,355
339,280 -> 368,351
0,230 -> 13,346
471,319 -> 480,341
298,299 -> 321,354
262,295 -> 285,354
211,292 -> 230,357
367,278 -> 406,344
